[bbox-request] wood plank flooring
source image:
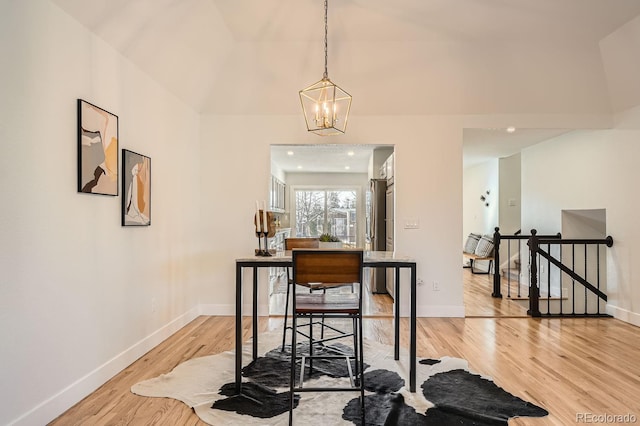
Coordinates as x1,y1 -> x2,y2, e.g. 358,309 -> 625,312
463,268 -> 530,317
50,269 -> 640,425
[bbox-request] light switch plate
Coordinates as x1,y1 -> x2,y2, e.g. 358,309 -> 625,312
404,219 -> 420,229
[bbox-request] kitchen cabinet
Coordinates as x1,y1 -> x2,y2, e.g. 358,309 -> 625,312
381,153 -> 394,185
385,183 -> 395,297
269,228 -> 291,252
269,228 -> 291,284
270,175 -> 286,212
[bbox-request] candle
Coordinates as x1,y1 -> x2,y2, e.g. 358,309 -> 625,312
255,200 -> 261,232
262,200 -> 269,233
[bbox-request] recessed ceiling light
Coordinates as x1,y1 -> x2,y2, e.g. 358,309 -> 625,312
347,151 -> 354,156
345,166 -> 350,170
506,126 -> 516,133
287,151 -> 294,156
297,165 -> 303,169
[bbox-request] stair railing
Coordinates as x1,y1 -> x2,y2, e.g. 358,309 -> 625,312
492,227 -> 561,298
527,229 -> 613,317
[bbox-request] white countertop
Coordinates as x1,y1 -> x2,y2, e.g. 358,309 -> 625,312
236,250 -> 415,264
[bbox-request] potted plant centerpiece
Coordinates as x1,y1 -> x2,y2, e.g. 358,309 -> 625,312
319,233 -> 343,248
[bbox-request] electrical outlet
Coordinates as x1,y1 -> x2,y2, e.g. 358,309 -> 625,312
151,297 -> 157,312
432,281 -> 440,291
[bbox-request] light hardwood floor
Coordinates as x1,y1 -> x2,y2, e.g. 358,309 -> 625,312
463,267 -> 530,317
51,271 -> 640,425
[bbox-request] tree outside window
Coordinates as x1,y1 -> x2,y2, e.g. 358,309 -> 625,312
295,189 -> 357,247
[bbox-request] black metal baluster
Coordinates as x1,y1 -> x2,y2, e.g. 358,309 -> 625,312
547,242 -> 551,315
507,238 -> 512,298
518,238 -> 522,298
584,244 -> 588,315
559,244 -> 563,315
597,244 -> 601,315
528,230 -> 540,317
492,227 -> 502,298
572,244 -> 576,315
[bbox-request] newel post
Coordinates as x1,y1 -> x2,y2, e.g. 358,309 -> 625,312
527,229 -> 541,317
492,227 -> 502,298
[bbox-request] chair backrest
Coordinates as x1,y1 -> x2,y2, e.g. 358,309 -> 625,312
285,237 -> 320,250
292,249 -> 363,286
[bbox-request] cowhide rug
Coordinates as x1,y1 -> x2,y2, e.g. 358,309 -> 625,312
131,330 -> 547,425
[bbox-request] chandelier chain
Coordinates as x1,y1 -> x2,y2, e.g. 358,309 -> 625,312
323,0 -> 328,79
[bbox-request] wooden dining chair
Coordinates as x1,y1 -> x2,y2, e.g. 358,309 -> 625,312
288,249 -> 365,425
281,238 -> 320,349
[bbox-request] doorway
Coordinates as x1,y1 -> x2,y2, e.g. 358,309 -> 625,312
268,144 -> 395,317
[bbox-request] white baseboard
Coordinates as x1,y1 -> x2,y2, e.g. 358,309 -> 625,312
607,304 -> 640,327
198,303 -> 235,316
11,306 -> 200,426
198,303 -> 466,318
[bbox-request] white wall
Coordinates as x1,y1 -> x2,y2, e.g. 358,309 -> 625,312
463,159 -> 499,241
521,105 -> 640,326
498,153 -> 522,235
0,2 -> 202,424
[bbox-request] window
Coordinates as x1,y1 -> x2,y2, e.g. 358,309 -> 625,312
294,189 -> 357,247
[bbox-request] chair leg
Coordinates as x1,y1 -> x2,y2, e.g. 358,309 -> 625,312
309,314 -> 314,374
282,279 -> 291,351
289,303 -> 297,425
320,289 -> 326,340
358,314 -> 365,423
352,316 -> 359,382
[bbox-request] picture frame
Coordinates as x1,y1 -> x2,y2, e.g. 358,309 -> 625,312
77,99 -> 119,195
121,149 -> 151,226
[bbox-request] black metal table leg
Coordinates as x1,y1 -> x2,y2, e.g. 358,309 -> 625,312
253,266 -> 258,361
235,263 -> 242,392
231,263 -> 263,406
394,266 -> 400,360
410,263 -> 417,393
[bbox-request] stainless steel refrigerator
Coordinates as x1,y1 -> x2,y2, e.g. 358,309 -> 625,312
367,179 -> 387,293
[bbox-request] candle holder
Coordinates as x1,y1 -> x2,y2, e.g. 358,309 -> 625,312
254,208 -> 272,256
261,231 -> 272,257
255,231 -> 272,256
255,231 -> 265,256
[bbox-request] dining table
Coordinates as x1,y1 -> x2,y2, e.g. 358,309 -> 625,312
233,250 -> 418,401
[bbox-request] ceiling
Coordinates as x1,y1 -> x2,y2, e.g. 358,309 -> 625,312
51,0 -> 640,170
463,128 -> 572,168
271,128 -> 572,173
271,144 -> 386,174
52,0 -> 640,115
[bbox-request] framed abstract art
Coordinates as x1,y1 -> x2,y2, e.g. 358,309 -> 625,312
121,149 -> 151,226
77,99 -> 119,195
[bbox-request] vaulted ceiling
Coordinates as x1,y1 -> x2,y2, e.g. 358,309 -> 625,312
52,0 -> 640,117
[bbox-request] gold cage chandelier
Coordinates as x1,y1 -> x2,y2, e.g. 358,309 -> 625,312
299,0 -> 352,136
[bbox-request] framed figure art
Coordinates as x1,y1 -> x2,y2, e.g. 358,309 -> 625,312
122,149 -> 151,226
77,99 -> 119,195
